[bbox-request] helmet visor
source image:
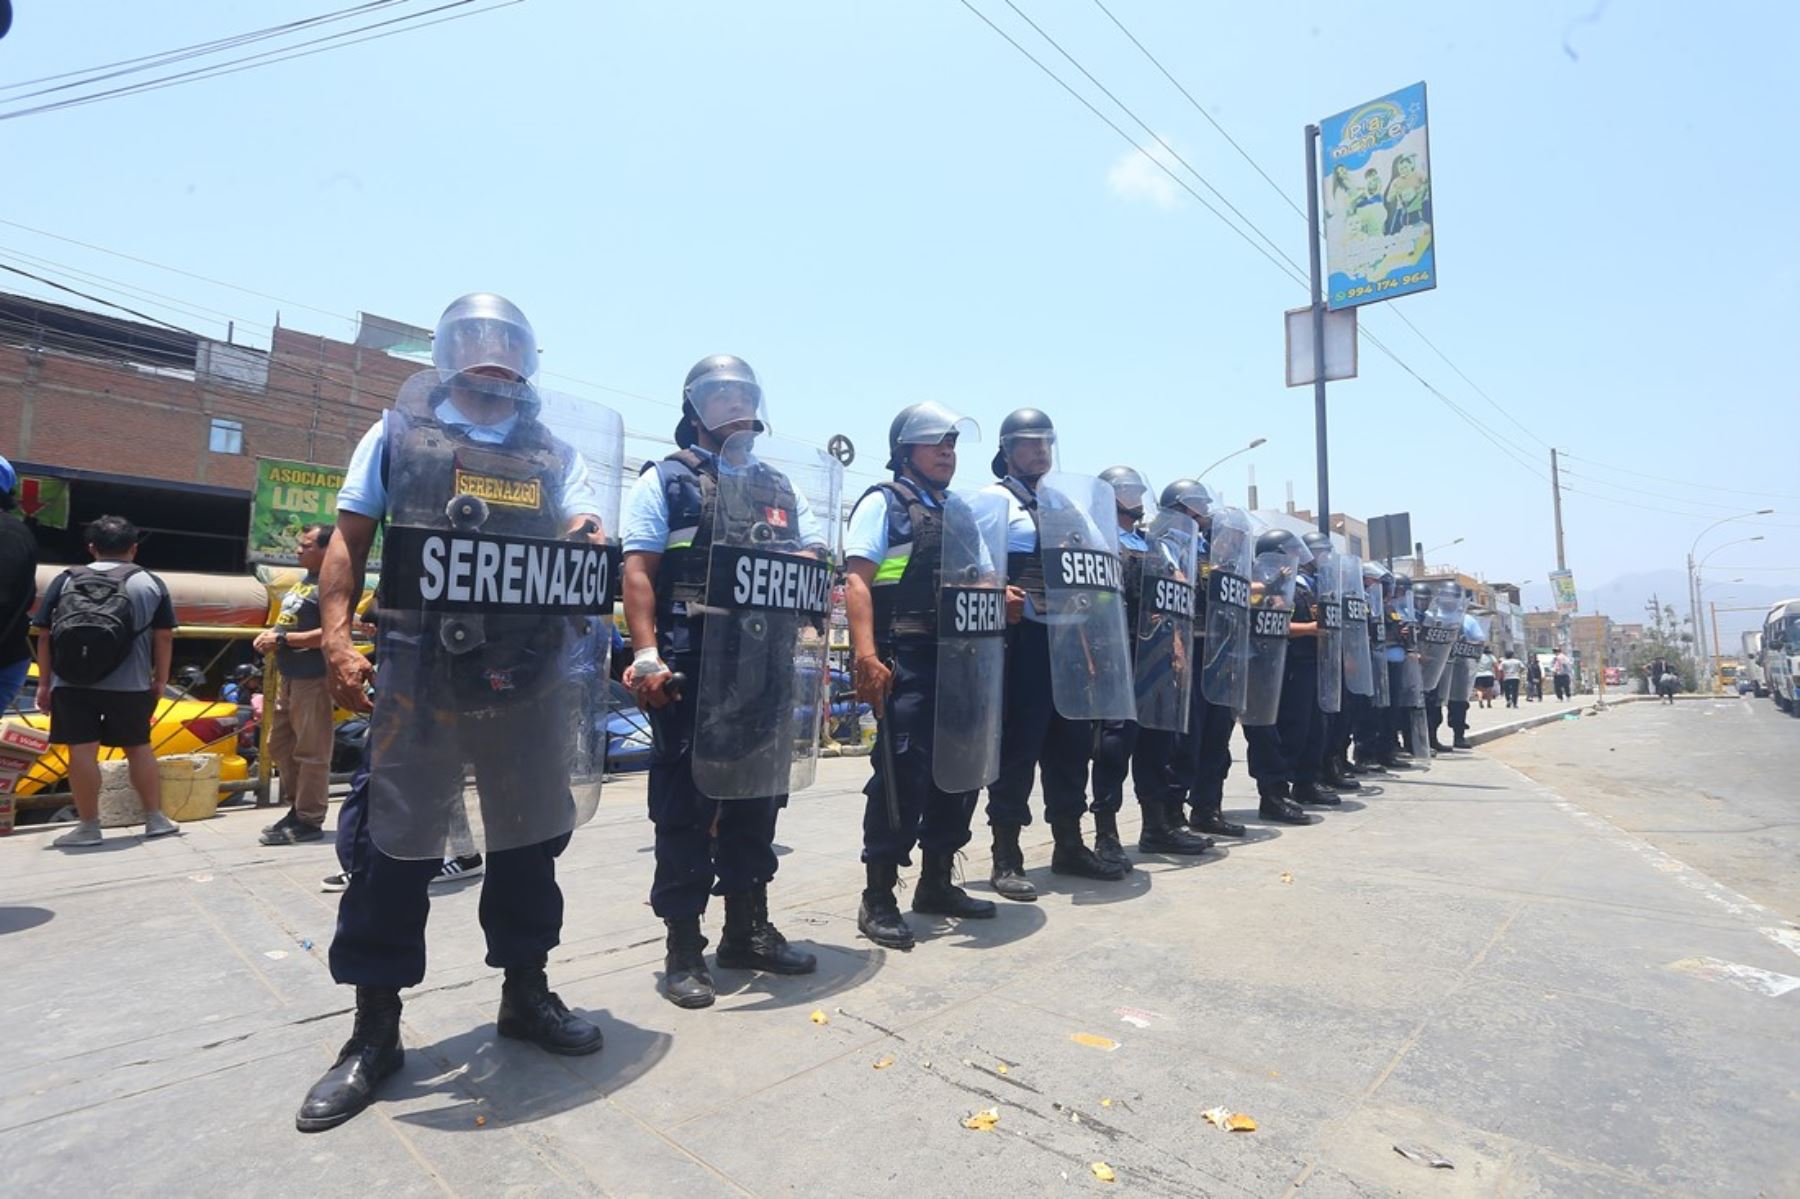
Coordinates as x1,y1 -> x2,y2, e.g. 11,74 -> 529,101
688,375 -> 768,433
1106,467 -> 1152,511
435,316 -> 537,381
1166,480 -> 1217,518
895,401 -> 978,448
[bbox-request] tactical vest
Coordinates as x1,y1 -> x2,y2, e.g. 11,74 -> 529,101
863,477 -> 943,645
998,476 -> 1045,604
1290,578 -> 1319,661
648,449 -> 802,649
1119,537 -> 1146,634
381,392 -> 570,704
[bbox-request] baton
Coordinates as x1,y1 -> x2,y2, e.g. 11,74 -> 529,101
875,656 -> 901,832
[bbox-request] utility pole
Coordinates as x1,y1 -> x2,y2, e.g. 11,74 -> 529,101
1304,123 -> 1331,538
1550,448 -> 1567,571
1710,601 -> 1725,694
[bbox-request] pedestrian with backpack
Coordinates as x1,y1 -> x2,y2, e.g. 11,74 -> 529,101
31,515 -> 180,848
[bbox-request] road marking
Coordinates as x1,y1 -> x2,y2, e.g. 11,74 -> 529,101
1667,956 -> 1800,998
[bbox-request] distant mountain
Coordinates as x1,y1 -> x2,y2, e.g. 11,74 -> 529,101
1519,569 -> 1799,652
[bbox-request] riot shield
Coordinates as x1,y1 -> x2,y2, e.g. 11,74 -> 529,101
1037,471 -> 1136,721
692,431 -> 841,800
1200,507 -> 1253,713
1392,592 -> 1431,771
1417,583 -> 1467,692
369,369 -> 625,859
1341,556 -> 1374,697
1314,551 -> 1344,714
1366,581 -> 1391,709
1446,615 -> 1485,704
1242,540 -> 1307,727
1134,508 -> 1199,731
933,490 -> 1010,792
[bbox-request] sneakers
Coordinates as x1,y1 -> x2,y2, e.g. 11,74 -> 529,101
321,871 -> 352,893
144,811 -> 182,838
430,854 -> 484,885
52,820 -> 103,849
260,810 -> 323,846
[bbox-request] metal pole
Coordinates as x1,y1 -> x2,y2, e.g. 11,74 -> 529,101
1710,600 -> 1724,694
1686,554 -> 1704,683
1305,123 -> 1330,537
1550,449 -> 1567,571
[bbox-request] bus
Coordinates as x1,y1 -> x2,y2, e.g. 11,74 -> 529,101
1762,600 -> 1800,714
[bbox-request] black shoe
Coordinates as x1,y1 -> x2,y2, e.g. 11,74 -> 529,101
858,863 -> 915,949
1137,801 -> 1213,855
497,969 -> 603,1056
261,812 -> 323,846
1049,819 -> 1128,880
989,825 -> 1038,902
661,917 -> 715,1009
1291,781 -> 1340,807
912,852 -> 996,919
1453,734 -> 1472,749
1091,810 -> 1133,872
295,987 -> 404,1133
1257,787 -> 1314,826
1325,757 -> 1364,790
1189,800 -> 1247,839
715,885 -> 817,975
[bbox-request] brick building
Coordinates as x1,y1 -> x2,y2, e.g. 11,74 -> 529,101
0,291 -> 424,571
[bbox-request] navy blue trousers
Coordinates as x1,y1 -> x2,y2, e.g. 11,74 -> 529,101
1246,650 -> 1320,786
985,620 -> 1092,828
1168,697 -> 1236,813
863,644 -> 980,865
644,655 -> 782,920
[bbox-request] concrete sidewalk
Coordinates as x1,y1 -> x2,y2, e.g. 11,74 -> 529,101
4,719 -> 1798,1196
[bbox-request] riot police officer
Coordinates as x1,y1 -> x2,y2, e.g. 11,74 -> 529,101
1289,530 -> 1342,807
1416,583 -> 1450,753
846,404 -> 1001,949
1445,604 -> 1485,750
1089,469 -> 1213,866
983,409 -> 1126,899
1239,528 -> 1315,824
298,294 -> 617,1133
622,355 -> 828,1007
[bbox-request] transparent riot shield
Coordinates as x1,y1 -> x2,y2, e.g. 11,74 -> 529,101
1366,582 -> 1391,709
1314,551 -> 1344,714
933,490 -> 1010,792
369,370 -> 624,859
1134,508 -> 1199,731
692,431 -> 841,800
1392,592 -> 1431,771
1200,507 -> 1253,713
1037,471 -> 1136,721
1417,583 -> 1467,692
1242,543 -> 1305,727
1341,556 -> 1374,697
1447,637 -> 1478,704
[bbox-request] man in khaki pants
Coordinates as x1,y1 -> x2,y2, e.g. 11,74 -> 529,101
260,524 -> 335,845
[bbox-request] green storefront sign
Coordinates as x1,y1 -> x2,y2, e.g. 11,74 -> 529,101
249,457 -> 381,566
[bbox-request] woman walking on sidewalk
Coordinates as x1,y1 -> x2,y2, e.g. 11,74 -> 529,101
1526,655 -> 1544,702
1498,651 -> 1526,708
1474,649 -> 1498,708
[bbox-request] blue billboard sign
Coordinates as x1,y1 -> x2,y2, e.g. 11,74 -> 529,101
1320,82 -> 1436,310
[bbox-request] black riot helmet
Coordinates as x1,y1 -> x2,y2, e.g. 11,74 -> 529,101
1159,477 -> 1214,518
1302,530 -> 1333,556
1256,528 -> 1306,559
887,401 -> 977,472
990,408 -> 1056,479
677,354 -> 769,449
1098,466 -> 1152,518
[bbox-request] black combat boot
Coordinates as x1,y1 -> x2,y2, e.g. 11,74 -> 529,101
913,851 -> 997,919
1291,780 -> 1340,807
1050,817 -> 1128,880
661,917 -> 715,1009
1137,800 -> 1214,855
1453,733 -> 1473,749
1257,782 -> 1313,826
1091,809 -> 1134,872
1323,754 -> 1363,791
497,967 -> 604,1055
716,885 -> 817,974
1189,786 -> 1247,838
295,986 -> 404,1133
858,863 -> 915,949
989,824 -> 1038,902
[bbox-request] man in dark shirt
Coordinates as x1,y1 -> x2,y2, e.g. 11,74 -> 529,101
258,524 -> 334,844
0,456 -> 37,706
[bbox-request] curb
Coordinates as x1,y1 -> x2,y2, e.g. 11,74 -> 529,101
1465,692 -> 1713,746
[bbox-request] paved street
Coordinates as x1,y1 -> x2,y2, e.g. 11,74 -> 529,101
4,708 -> 1799,1197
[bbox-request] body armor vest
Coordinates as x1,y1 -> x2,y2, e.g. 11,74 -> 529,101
864,477 -> 943,646
1120,539 -> 1146,636
998,476 -> 1045,604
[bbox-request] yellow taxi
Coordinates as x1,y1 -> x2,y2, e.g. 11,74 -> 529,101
7,669 -> 249,810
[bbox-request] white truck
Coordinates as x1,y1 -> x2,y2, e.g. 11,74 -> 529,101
1762,600 -> 1800,713
1740,630 -> 1766,697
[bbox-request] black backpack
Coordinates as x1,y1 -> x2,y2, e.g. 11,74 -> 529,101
49,564 -> 147,686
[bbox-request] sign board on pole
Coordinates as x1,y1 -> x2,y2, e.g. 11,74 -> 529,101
16,475 -> 70,529
1320,82 -> 1436,310
1549,569 -> 1578,614
249,457 -> 382,567
1284,306 -> 1358,387
1367,512 -> 1412,563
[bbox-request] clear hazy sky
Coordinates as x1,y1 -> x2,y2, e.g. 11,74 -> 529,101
5,1 -> 1797,596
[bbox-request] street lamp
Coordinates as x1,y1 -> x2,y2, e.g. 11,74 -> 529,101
1687,510 -> 1773,690
1422,537 -> 1465,556
1197,437 -> 1267,481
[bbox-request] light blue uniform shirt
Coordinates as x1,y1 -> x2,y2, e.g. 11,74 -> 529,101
843,485 -> 941,564
621,445 -> 825,555
1119,528 -> 1148,552
336,401 -> 600,523
983,479 -> 1039,554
